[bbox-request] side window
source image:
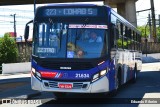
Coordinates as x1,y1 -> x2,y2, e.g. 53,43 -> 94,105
117,21 -> 122,49
133,31 -> 135,50
128,29 -> 132,50
123,26 -> 128,49
138,34 -> 142,51
135,33 -> 138,51
131,31 -> 134,50
110,23 -> 117,48
111,14 -> 117,24
121,23 -> 124,49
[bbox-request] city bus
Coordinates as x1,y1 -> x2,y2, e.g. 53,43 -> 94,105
24,4 -> 142,98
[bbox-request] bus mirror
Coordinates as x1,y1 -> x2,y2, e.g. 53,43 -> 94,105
24,25 -> 29,41
24,20 -> 33,42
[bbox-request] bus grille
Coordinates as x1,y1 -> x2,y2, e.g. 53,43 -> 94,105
43,81 -> 90,89
40,61 -> 93,70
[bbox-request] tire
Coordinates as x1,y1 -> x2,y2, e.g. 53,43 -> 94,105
54,92 -> 67,99
131,65 -> 137,83
109,70 -> 121,97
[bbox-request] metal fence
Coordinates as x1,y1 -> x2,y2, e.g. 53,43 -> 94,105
142,42 -> 160,54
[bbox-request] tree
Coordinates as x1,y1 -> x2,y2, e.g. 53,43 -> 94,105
137,26 -> 160,42
0,33 -> 18,64
137,26 -> 150,37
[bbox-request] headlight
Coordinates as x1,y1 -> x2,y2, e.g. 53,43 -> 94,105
92,68 -> 108,82
92,73 -> 99,82
36,71 -> 41,78
35,71 -> 41,80
100,70 -> 107,76
32,68 -> 41,80
32,68 -> 36,73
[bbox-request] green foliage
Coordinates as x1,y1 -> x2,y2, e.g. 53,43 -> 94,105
137,26 -> 160,42
157,27 -> 160,42
117,39 -> 122,47
0,33 -> 18,64
137,26 -> 150,37
117,39 -> 130,48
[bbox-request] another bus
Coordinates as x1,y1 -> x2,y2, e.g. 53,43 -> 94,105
24,4 -> 142,98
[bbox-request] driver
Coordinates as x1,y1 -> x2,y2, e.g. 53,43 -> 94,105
89,31 -> 102,43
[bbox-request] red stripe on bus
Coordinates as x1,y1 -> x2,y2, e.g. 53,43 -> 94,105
40,71 -> 57,78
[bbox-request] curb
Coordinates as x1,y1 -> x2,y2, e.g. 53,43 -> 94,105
142,62 -> 160,71
0,77 -> 30,84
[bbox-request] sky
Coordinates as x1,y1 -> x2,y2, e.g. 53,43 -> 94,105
0,0 -> 160,38
136,0 -> 160,26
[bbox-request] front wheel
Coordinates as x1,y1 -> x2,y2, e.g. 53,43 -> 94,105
109,71 -> 121,97
131,66 -> 137,83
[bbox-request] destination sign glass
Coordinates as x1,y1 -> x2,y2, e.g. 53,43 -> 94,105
44,8 -> 97,16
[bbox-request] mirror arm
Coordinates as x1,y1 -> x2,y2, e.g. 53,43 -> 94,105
26,20 -> 33,25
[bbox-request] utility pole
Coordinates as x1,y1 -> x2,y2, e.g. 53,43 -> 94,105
150,0 -> 157,42
10,14 -> 16,41
34,0 -> 36,16
148,14 -> 152,40
159,15 -> 160,27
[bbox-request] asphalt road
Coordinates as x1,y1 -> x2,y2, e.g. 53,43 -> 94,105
0,68 -> 160,107
142,53 -> 160,63
23,70 -> 160,107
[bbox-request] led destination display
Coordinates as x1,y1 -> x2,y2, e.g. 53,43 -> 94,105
44,8 -> 97,16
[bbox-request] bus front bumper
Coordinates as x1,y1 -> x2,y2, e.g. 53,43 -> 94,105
31,74 -> 109,93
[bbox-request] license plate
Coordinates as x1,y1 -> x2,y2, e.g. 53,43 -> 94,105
58,83 -> 73,89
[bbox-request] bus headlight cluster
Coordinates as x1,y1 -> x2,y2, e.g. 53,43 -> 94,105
92,69 -> 108,82
32,68 -> 41,80
92,73 -> 99,82
32,68 -> 36,74
100,70 -> 107,76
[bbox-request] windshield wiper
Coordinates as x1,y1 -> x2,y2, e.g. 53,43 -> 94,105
82,18 -> 89,27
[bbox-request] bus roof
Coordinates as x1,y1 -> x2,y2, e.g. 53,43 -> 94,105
109,7 -> 141,34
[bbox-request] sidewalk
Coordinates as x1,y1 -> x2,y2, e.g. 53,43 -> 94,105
0,73 -> 41,101
142,53 -> 160,71
142,62 -> 160,71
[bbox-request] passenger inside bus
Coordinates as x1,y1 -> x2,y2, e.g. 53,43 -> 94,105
67,42 -> 84,58
88,31 -> 102,43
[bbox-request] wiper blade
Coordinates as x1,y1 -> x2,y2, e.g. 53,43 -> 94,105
82,18 -> 89,27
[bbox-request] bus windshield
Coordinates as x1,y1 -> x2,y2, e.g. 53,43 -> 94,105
33,22 -> 107,59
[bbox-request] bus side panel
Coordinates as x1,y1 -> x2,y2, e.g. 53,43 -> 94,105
108,60 -> 116,91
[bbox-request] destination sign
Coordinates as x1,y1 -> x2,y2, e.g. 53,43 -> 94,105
69,24 -> 108,29
44,8 -> 97,16
37,48 -> 56,53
